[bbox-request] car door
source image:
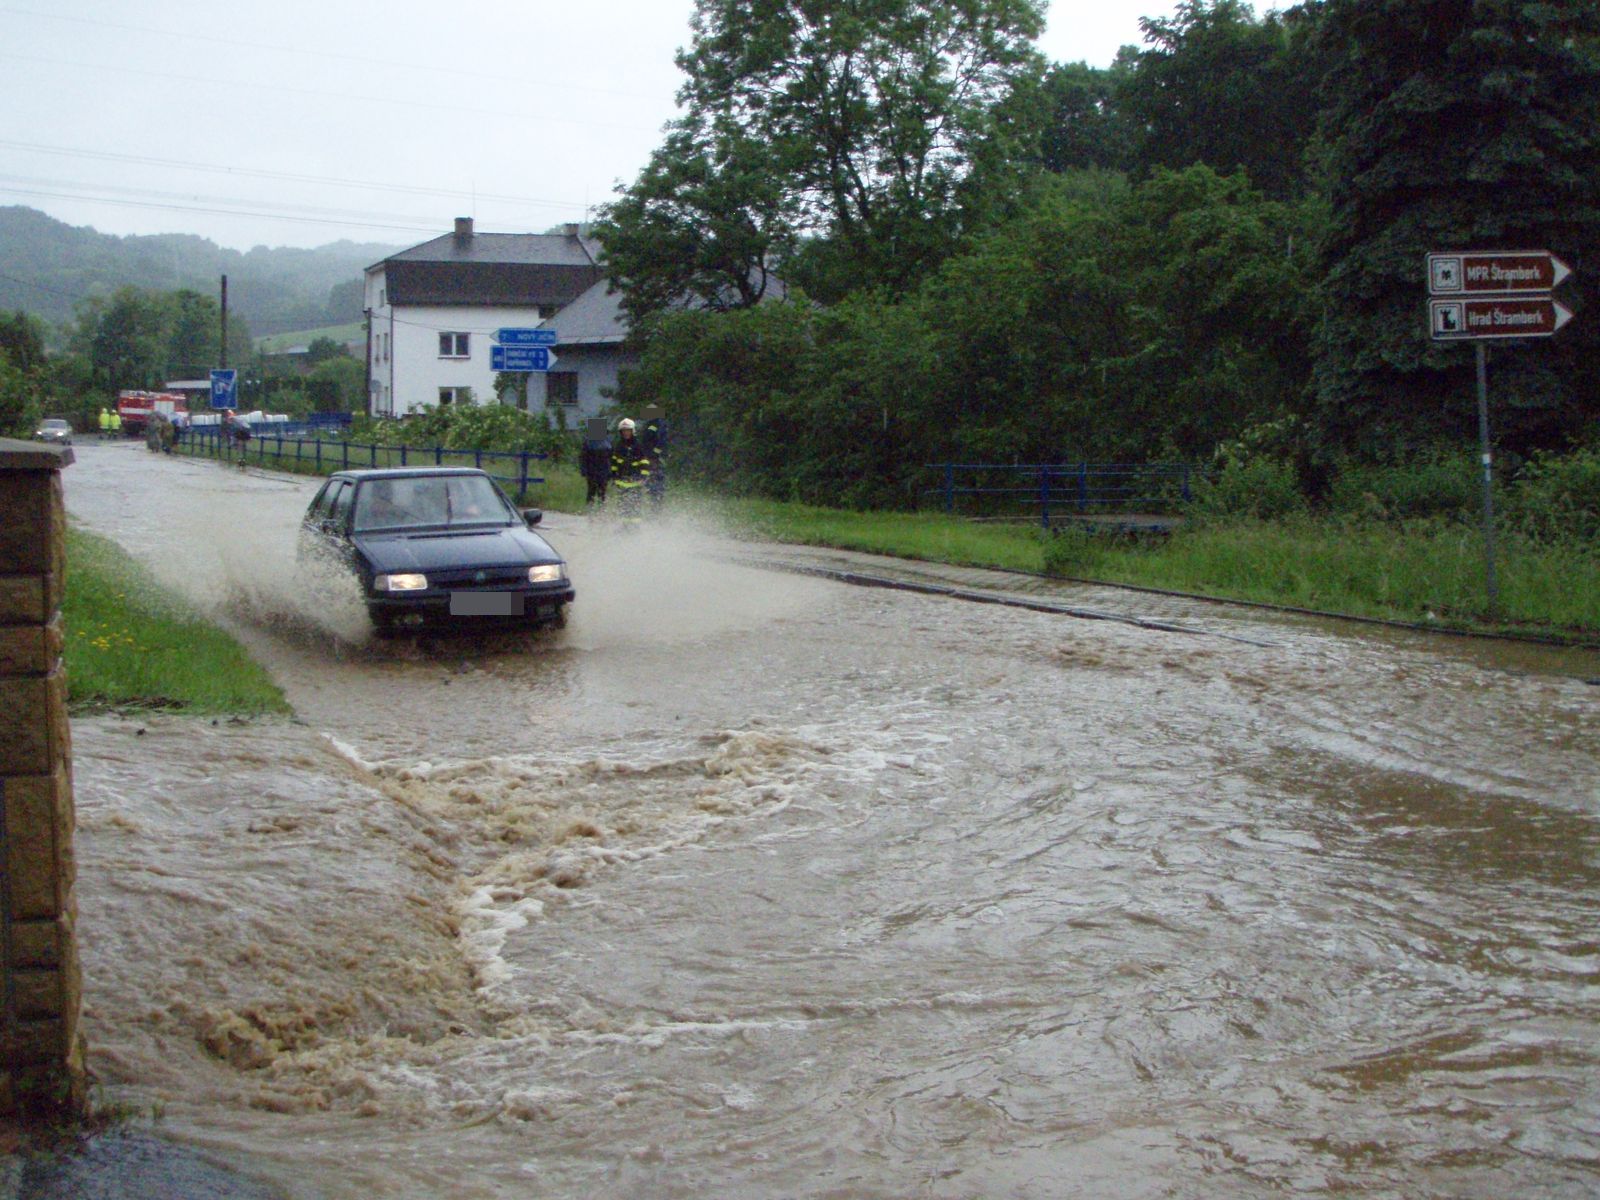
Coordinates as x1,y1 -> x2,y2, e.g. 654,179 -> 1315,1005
298,478 -> 356,569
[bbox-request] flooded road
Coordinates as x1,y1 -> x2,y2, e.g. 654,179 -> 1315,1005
53,441 -> 1600,1198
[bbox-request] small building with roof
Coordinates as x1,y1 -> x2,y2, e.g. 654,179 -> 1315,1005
364,217 -> 621,420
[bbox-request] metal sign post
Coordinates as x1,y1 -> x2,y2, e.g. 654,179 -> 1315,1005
1473,343 -> 1498,613
1427,248 -> 1576,619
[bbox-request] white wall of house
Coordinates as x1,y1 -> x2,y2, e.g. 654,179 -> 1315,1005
364,265 -> 633,422
523,347 -> 630,423
365,266 -> 560,416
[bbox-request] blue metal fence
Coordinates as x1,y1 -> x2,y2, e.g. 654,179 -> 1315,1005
926,462 -> 1197,528
182,426 -> 548,497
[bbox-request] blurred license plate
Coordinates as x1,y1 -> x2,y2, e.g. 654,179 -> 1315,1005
450,591 -> 522,616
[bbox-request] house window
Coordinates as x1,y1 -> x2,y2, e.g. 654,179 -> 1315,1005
439,387 -> 471,406
546,372 -> 578,406
379,288 -> 386,307
439,332 -> 470,358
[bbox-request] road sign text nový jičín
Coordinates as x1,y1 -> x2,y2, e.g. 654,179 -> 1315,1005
495,328 -> 558,347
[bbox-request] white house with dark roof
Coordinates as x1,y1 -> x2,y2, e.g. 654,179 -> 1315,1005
364,217 -> 625,420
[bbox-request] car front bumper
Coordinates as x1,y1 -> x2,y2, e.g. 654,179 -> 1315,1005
367,583 -> 575,629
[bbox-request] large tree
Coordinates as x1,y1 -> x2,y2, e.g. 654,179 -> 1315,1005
1116,0 -> 1326,199
593,120 -> 796,326
167,289 -> 222,379
1038,57 -> 1139,175
71,288 -> 169,390
0,309 -> 46,375
68,286 -> 252,391
599,0 -> 1048,313
1311,0 -> 1600,457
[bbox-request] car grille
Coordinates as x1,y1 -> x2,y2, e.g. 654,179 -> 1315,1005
428,567 -> 529,590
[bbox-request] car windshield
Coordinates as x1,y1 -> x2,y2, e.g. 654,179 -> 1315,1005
352,475 -> 516,532
42,420 -> 68,430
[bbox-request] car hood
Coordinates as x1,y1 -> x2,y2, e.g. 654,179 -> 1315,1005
353,526 -> 562,573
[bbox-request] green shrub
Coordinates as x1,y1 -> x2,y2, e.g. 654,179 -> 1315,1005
352,405 -> 571,463
1506,448 -> 1600,544
1188,455 -> 1306,521
0,355 -> 40,438
1041,524 -> 1107,576
1327,450 -> 1480,521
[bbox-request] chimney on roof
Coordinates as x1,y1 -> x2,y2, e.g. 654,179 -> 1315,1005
454,217 -> 474,243
563,222 -> 581,238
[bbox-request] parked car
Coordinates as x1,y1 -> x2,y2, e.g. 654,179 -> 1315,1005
298,468 -> 574,634
34,418 -> 72,445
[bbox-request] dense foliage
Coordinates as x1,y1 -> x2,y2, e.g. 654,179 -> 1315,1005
65,286 -> 252,392
351,405 -> 572,463
619,165 -> 1321,506
1311,0 -> 1600,458
600,0 -> 1600,514
595,0 -> 1051,314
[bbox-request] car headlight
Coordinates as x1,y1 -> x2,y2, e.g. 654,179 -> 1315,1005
375,572 -> 428,592
528,563 -> 566,584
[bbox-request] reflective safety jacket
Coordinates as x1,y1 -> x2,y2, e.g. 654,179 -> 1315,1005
610,437 -> 651,484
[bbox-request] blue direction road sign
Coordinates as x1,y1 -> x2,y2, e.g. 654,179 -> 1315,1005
491,346 -> 558,372
495,328 -> 558,347
209,368 -> 238,409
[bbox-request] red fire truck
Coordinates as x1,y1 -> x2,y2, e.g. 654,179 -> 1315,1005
115,390 -> 189,437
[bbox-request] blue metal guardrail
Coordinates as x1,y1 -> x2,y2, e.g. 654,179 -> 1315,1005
926,462 -> 1197,528
183,426 -> 548,496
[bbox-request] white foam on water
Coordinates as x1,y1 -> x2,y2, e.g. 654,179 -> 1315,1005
553,505 -> 830,650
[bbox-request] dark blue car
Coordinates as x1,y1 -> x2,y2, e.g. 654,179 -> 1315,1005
299,467 -> 574,634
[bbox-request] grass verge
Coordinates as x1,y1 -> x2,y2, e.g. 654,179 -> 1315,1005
711,497 -> 1600,641
63,528 -> 291,715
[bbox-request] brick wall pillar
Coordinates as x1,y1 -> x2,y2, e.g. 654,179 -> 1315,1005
0,439 -> 85,1119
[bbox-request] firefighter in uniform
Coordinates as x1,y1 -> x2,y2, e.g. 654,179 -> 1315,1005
608,418 -> 652,518
641,417 -> 666,510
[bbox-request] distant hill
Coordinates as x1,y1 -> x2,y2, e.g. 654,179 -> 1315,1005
0,206 -> 404,336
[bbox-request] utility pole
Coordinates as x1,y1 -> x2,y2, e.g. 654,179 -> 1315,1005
219,274 -> 228,370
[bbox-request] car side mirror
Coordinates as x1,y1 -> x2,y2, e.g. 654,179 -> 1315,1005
521,508 -> 543,527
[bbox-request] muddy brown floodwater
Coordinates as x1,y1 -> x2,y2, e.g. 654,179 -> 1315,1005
44,441 -> 1600,1198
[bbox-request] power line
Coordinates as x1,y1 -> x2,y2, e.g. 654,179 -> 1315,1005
0,184 -> 445,235
0,50 -> 664,137
0,139 -> 590,211
0,268 -> 88,302
0,172 -> 496,229
0,4 -> 675,104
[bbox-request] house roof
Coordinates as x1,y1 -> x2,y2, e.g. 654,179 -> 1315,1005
388,231 -> 602,268
539,278 -> 628,346
534,268 -> 796,348
385,260 -> 605,308
373,228 -> 606,309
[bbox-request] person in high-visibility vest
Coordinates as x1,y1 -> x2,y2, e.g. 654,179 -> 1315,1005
108,409 -> 121,435
97,407 -> 111,436
641,417 -> 666,510
608,418 -> 652,518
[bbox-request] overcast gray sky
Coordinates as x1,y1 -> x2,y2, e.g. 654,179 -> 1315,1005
0,1 -> 1178,252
